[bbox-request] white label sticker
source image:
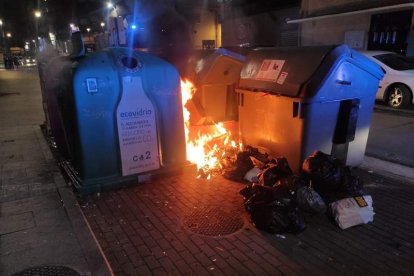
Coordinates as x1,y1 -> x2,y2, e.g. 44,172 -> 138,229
116,76 -> 160,176
276,71 -> 288,85
86,78 -> 98,93
256,59 -> 285,82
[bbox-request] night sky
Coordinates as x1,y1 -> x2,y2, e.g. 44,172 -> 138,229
0,0 -> 196,48
0,0 -> 295,48
0,0 -> 104,47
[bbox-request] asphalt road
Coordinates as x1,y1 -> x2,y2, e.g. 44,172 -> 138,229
367,104 -> 414,168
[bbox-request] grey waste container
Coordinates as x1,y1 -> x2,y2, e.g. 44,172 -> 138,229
67,47 -> 188,194
38,47 -> 190,195
237,45 -> 384,172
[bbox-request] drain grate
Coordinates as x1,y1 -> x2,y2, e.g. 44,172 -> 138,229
183,206 -> 244,236
13,266 -> 80,276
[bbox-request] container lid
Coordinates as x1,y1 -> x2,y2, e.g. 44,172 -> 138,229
194,48 -> 246,85
239,45 -> 384,98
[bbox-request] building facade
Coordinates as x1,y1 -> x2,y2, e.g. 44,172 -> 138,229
290,0 -> 414,55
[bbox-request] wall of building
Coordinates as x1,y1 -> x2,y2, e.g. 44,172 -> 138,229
300,14 -> 370,49
191,9 -> 220,49
302,0 -> 365,15
299,0 -> 414,55
221,7 -> 299,47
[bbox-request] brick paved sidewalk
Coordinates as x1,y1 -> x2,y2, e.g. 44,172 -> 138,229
80,169 -> 414,275
0,69 -> 110,276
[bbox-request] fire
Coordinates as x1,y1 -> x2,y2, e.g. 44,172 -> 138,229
180,79 -> 240,178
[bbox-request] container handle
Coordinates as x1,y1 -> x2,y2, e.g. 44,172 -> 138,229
336,80 -> 352,85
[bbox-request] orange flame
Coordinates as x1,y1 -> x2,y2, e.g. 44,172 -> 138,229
180,79 -> 240,177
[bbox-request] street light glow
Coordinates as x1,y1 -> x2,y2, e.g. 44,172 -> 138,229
0,19 -> 3,26
34,10 -> 42,18
86,28 -> 91,32
6,33 -> 11,37
100,22 -> 105,27
107,2 -> 113,9
69,23 -> 75,28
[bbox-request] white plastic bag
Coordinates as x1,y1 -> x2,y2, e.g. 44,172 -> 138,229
329,195 -> 374,229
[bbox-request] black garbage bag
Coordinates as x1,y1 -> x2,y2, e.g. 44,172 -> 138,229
245,145 -> 270,164
246,201 -> 306,234
239,183 -> 254,200
273,175 -> 302,192
258,157 -> 293,186
302,151 -> 344,198
223,151 -> 254,181
241,184 -> 306,234
296,185 -> 327,214
335,168 -> 366,199
302,151 -> 367,202
236,151 -> 254,172
222,166 -> 245,182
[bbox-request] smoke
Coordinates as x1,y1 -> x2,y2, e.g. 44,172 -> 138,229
124,0 -> 193,75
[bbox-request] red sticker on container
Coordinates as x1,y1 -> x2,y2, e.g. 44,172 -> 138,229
277,71 -> 288,85
256,60 -> 285,82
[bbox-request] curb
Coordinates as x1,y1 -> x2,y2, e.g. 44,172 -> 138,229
35,127 -> 113,276
373,104 -> 414,117
360,155 -> 414,184
365,151 -> 414,170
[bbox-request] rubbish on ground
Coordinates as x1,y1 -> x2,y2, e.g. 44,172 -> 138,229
237,148 -> 374,233
222,151 -> 254,182
302,151 -> 366,202
302,151 -> 343,200
244,167 -> 262,182
336,169 -> 366,199
258,158 -> 293,187
296,184 -> 327,214
222,145 -> 270,182
241,183 -> 306,234
329,195 -> 375,229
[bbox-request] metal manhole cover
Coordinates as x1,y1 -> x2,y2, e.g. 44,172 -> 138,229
183,206 -> 244,236
13,266 -> 80,276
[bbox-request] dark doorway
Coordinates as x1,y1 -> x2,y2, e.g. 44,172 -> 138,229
368,9 -> 413,55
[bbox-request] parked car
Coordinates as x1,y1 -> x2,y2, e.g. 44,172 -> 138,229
360,51 -> 414,109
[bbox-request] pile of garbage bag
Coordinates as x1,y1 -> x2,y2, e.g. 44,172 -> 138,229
236,149 -> 374,233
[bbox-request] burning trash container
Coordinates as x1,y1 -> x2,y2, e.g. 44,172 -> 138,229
237,45 -> 384,172
186,48 -> 246,124
67,47 -> 187,194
